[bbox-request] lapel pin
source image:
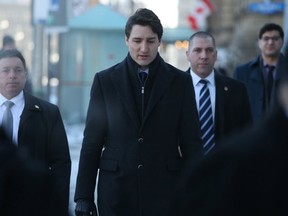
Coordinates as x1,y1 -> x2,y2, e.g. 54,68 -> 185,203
34,105 -> 40,109
224,86 -> 228,91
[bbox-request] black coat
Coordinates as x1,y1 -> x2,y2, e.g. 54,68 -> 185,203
17,92 -> 71,215
172,107 -> 288,216
75,54 -> 202,216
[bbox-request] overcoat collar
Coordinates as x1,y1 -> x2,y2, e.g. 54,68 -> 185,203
247,56 -> 263,82
248,54 -> 288,82
109,53 -> 177,129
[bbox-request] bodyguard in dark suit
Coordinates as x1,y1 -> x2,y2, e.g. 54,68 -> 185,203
0,49 -> 71,215
186,31 -> 252,155
234,23 -> 288,122
171,78 -> 288,216
74,8 -> 202,216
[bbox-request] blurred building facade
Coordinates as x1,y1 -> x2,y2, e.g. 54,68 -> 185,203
207,0 -> 284,75
0,1 -> 32,73
59,4 -> 128,123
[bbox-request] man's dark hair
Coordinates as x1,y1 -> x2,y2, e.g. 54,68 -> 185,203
125,8 -> 163,41
2,35 -> 15,46
259,23 -> 284,39
0,49 -> 27,72
188,31 -> 216,50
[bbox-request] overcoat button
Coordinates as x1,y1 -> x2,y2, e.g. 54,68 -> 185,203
138,138 -> 144,143
138,164 -> 143,169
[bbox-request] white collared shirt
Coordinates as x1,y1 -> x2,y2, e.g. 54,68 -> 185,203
189,69 -> 216,121
0,91 -> 25,145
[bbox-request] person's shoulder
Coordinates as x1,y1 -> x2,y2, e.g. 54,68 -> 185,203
24,92 -> 59,112
217,73 -> 247,87
236,56 -> 260,71
97,60 -> 126,77
99,63 -> 120,74
163,62 -> 190,77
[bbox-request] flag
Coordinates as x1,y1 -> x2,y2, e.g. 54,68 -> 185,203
187,0 -> 215,31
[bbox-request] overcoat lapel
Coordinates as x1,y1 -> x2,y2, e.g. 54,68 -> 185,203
249,58 -> 264,90
110,58 -> 177,130
110,62 -> 141,129
142,62 -> 176,127
249,66 -> 265,104
250,68 -> 263,83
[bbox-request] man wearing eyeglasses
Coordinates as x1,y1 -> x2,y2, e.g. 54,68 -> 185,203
233,23 -> 288,123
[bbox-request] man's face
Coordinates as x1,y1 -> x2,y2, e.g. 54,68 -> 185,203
0,57 -> 27,99
258,30 -> 283,58
125,25 -> 160,67
186,36 -> 217,78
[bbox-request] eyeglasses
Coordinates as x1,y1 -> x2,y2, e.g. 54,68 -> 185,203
0,67 -> 26,75
261,36 -> 281,42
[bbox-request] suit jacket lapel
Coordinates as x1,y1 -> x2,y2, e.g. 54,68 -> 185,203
214,74 -> 227,139
20,93 -> 42,126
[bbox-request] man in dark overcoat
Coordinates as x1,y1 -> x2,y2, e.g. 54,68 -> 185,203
74,8 -> 202,216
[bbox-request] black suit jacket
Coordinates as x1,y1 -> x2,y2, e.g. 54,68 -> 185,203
188,69 -> 252,147
75,54 -> 202,216
233,54 -> 288,122
172,107 -> 288,216
17,92 -> 71,215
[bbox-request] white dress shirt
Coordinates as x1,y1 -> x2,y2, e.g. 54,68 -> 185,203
0,91 -> 25,144
189,69 -> 216,121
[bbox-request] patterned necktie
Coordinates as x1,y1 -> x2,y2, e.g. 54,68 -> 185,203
2,101 -> 14,141
199,80 -> 215,155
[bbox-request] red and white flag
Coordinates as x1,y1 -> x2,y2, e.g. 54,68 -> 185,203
188,0 -> 215,31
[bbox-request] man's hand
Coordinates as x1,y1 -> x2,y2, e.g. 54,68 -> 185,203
75,199 -> 97,216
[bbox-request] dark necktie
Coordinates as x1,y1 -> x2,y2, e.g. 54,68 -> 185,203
2,101 -> 14,141
266,65 -> 275,105
199,80 -> 215,155
139,71 -> 148,85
